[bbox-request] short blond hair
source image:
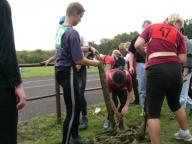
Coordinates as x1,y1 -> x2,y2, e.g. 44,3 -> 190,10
167,13 -> 184,28
118,43 -> 125,51
112,50 -> 123,58
124,42 -> 131,49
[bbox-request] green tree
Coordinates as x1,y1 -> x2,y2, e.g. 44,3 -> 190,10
184,19 -> 192,39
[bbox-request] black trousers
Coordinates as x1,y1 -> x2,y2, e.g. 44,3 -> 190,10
131,73 -> 140,103
0,88 -> 18,144
77,66 -> 87,116
56,66 -> 81,144
146,62 -> 182,119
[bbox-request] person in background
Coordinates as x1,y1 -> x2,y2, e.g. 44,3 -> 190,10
41,15 -> 98,131
179,28 -> 192,111
135,13 -> 192,143
104,68 -> 133,130
55,2 -> 100,144
129,20 -> 151,115
0,0 -> 26,143
123,42 -> 140,105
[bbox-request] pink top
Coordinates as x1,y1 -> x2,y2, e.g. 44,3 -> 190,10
106,69 -> 133,92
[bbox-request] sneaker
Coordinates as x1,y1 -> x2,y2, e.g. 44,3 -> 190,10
103,119 -> 110,129
70,137 -> 89,144
174,131 -> 192,142
140,112 -> 144,117
79,116 -> 88,130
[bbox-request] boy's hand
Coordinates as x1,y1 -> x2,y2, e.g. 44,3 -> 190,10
15,84 -> 26,109
40,60 -> 49,66
76,65 -> 81,71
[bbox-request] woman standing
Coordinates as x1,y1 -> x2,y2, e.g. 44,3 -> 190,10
135,14 -> 192,143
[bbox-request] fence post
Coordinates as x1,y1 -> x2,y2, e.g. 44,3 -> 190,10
55,68 -> 62,123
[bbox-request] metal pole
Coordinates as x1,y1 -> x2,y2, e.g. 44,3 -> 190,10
55,68 -> 62,123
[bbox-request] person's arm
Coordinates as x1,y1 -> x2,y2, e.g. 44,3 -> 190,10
109,92 -> 122,119
178,54 -> 187,64
70,31 -> 100,67
75,57 -> 100,67
40,55 -> 55,66
121,89 -> 133,116
82,46 -> 99,55
0,1 -> 26,109
135,36 -> 146,56
128,52 -> 135,74
183,67 -> 189,81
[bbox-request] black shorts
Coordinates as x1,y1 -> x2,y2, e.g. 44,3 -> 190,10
146,62 -> 183,119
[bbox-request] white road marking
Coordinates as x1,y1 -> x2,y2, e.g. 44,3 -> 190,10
24,79 -> 100,89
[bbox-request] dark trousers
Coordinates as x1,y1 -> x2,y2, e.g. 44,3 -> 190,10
0,88 -> 18,144
131,73 -> 140,103
77,66 -> 87,116
56,66 -> 81,144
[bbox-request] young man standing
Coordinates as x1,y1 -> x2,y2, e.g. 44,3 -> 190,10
55,2 -> 100,144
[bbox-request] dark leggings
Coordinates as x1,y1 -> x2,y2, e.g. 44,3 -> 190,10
77,66 -> 87,116
56,66 -> 81,144
146,62 -> 182,119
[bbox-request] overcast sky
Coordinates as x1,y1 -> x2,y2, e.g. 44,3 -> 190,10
7,0 -> 192,51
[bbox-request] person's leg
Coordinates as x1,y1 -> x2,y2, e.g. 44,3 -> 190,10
146,65 -> 167,144
137,63 -> 146,112
56,67 -> 80,144
118,90 -> 127,113
180,73 -> 192,108
166,63 -> 187,130
166,63 -> 192,141
104,90 -> 118,129
77,67 -> 88,130
77,66 -> 87,116
131,73 -> 140,104
118,90 -> 127,130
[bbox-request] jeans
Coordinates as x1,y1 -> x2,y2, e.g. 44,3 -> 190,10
136,62 -> 147,111
180,72 -> 192,108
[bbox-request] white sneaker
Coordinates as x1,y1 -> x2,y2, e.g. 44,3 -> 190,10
174,131 -> 192,142
103,120 -> 110,129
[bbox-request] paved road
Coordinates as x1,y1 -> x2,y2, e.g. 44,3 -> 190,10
19,73 -> 104,120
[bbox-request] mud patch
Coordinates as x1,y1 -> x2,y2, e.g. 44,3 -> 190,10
94,125 -> 149,144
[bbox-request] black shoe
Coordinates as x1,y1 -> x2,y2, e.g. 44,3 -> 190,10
79,116 -> 88,130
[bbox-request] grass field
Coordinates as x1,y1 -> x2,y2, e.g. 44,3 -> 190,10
20,66 -> 98,78
18,102 -> 192,144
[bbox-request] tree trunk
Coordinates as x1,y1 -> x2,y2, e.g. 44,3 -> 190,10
97,61 -> 116,129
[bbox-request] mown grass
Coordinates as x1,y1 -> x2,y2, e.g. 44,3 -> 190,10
18,102 -> 192,144
20,66 -> 98,78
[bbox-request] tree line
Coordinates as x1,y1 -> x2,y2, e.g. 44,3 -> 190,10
17,19 -> 192,64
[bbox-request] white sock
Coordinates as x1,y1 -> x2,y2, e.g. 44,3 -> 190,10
180,129 -> 190,136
